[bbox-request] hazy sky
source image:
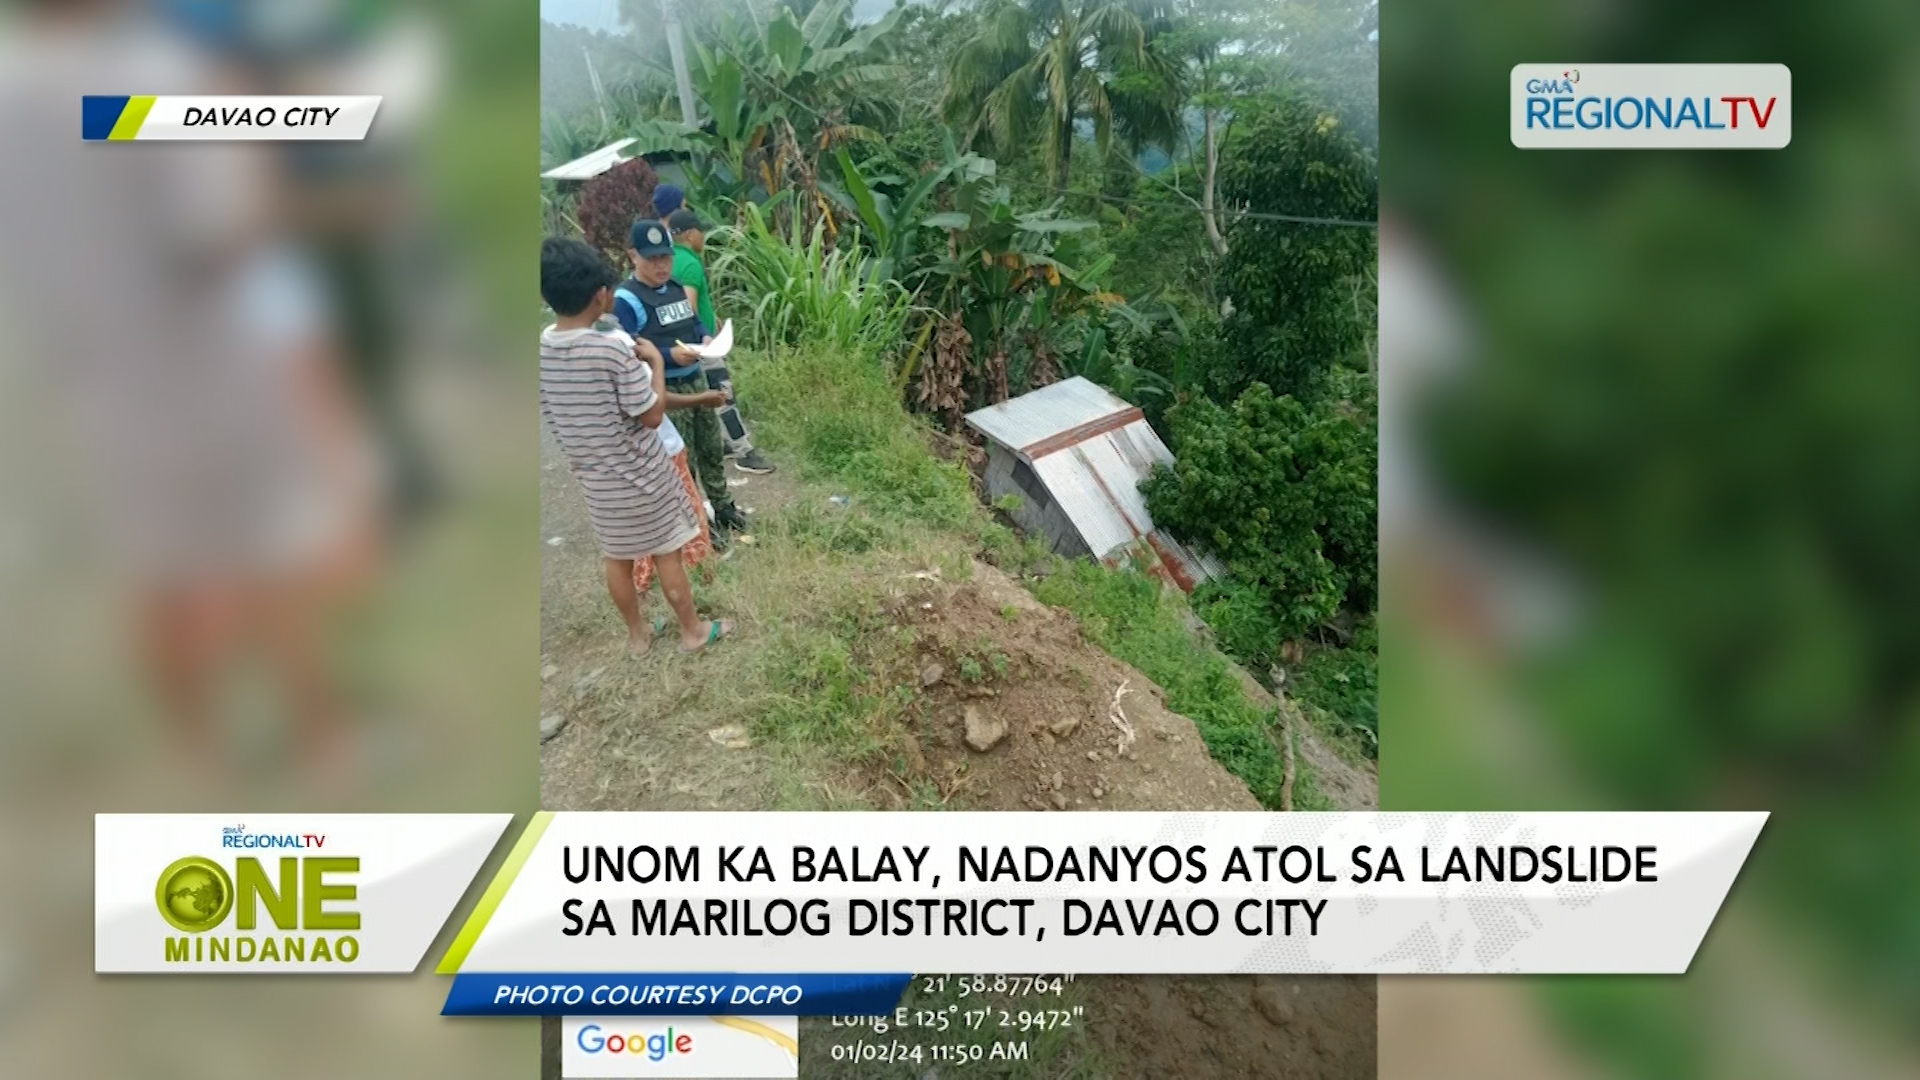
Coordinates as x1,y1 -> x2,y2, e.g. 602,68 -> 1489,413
542,0 -> 899,33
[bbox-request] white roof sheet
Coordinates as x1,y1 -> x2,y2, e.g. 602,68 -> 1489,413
1030,419 -> 1176,560
541,137 -> 638,181
973,381 -> 1218,587
964,377 -> 1132,455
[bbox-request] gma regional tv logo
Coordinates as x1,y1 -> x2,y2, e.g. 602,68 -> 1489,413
153,825 -> 360,965
1511,64 -> 1790,149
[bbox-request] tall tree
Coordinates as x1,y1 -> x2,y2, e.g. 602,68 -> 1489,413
1144,0 -> 1378,257
1152,0 -> 1257,258
940,0 -> 1182,188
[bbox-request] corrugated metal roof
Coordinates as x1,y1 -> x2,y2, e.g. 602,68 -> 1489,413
974,381 -> 1219,589
1030,419 -> 1176,561
964,377 -> 1131,456
1143,531 -> 1219,592
540,138 -> 637,181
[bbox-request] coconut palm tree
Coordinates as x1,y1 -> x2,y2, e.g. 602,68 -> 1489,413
940,0 -> 1183,189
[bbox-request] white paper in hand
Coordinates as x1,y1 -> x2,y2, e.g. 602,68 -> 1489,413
682,319 -> 733,360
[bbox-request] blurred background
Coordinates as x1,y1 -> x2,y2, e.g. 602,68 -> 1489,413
0,0 -> 538,1076
1378,2 -> 1920,1079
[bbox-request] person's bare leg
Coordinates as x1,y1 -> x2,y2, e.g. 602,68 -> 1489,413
142,587 -> 223,761
604,557 -> 648,657
258,577 -> 351,774
652,548 -> 729,650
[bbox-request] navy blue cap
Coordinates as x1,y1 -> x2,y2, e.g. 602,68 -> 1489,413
628,218 -> 673,257
650,184 -> 685,216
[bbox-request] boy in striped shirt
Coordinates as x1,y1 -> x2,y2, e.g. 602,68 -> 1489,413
539,237 -> 731,657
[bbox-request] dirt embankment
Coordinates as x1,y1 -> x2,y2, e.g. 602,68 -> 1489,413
880,563 -> 1375,1079
883,561 -> 1262,813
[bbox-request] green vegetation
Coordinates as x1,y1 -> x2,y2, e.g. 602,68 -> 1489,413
1388,2 -> 1920,1072
737,343 -> 975,528
709,202 -> 919,359
941,0 -> 1181,187
722,345 -> 983,760
1285,618 -> 1377,755
1212,91 -> 1377,402
542,0 -> 1378,794
1144,384 -> 1377,640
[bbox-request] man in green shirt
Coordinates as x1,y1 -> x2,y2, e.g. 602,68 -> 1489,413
667,208 -> 775,475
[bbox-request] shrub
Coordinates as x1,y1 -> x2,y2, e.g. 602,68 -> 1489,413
576,158 -> 658,263
1144,382 -> 1376,641
1189,577 -> 1287,673
1287,619 -> 1378,755
1214,91 -> 1377,404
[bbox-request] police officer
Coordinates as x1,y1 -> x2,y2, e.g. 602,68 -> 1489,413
612,218 -> 748,539
653,188 -> 774,474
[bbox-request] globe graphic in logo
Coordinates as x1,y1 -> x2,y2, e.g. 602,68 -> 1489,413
155,857 -> 233,933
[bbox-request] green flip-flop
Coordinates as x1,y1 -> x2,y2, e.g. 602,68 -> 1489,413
679,619 -> 732,654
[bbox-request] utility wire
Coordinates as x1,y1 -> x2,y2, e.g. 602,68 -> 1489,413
1001,174 -> 1377,229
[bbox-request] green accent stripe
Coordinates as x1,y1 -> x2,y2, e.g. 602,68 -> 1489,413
436,811 -> 553,975
107,96 -> 155,141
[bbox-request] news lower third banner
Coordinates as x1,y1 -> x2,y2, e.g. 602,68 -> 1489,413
435,810 -> 1764,1015
81,95 -> 382,141
95,811 -> 1765,1010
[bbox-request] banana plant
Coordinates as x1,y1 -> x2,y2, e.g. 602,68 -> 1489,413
823,147 -> 952,284
901,138 -> 1102,406
674,1 -> 912,229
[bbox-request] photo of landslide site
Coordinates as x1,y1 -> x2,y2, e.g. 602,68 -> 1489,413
537,1 -> 1378,1075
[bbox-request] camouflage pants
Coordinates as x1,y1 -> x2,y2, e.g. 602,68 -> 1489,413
666,372 -> 735,513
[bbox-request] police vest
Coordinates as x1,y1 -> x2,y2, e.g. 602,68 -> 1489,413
615,278 -> 703,379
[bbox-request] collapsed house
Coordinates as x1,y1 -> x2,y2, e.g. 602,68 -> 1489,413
965,377 -> 1220,591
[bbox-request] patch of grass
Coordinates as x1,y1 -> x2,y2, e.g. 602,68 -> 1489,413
723,525 -> 953,763
735,346 -> 978,529
1283,723 -> 1334,811
1287,619 -> 1379,759
1030,558 -> 1293,809
616,341 -> 994,773
541,467 -> 979,808
1189,576 -> 1379,762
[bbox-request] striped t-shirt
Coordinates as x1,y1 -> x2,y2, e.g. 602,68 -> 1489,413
538,325 -> 697,558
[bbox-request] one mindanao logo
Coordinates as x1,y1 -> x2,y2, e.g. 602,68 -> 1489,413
153,826 -> 361,965
155,856 -> 233,933
1511,64 -> 1790,149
